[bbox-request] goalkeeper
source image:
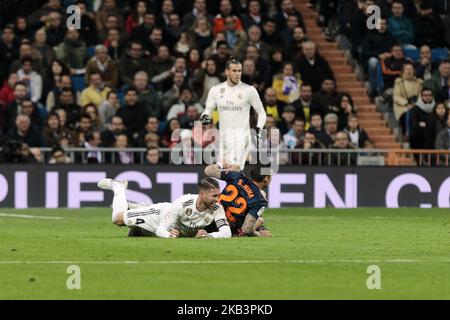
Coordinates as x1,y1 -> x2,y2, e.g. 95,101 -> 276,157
201,59 -> 266,170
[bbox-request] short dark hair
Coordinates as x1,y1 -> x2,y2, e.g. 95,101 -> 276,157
198,177 -> 220,191
226,58 -> 241,69
249,165 -> 272,182
125,87 -> 138,95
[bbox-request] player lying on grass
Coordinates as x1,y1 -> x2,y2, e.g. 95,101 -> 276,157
97,177 -> 231,238
204,164 -> 272,237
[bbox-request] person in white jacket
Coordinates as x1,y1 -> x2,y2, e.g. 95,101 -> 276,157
17,56 -> 43,104
97,177 -> 231,238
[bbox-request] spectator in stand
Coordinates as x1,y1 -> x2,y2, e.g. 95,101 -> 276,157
85,103 -> 103,131
133,71 -> 162,119
169,15 -> 186,47
435,112 -> 450,150
0,73 -> 18,109
413,1 -> 446,49
98,90 -> 119,127
261,19 -> 282,49
213,0 -> 243,34
393,61 -> 423,130
158,0 -> 175,30
311,78 -> 341,116
118,40 -> 151,87
44,61 -> 71,110
82,130 -> 102,163
161,117 -> 181,148
298,83 -> 316,125
17,56 -> 43,105
192,58 -> 221,105
278,104 -> 297,135
426,102 -> 448,149
388,0 -> 415,48
54,28 -> 88,76
52,87 -> 83,130
161,71 -> 186,115
75,0 -> 98,46
423,59 -> 450,102
296,41 -> 334,93
80,72 -> 111,107
191,16 -> 214,54
27,0 -> 64,29
244,44 -> 270,86
336,93 -> 355,130
116,87 -> 149,140
283,117 -> 305,150
104,28 -> 124,60
100,115 -> 126,147
211,40 -> 231,77
74,112 -> 93,146
223,15 -> 247,58
297,131 -> 325,165
280,14 -> 300,49
409,87 -> 436,150
48,145 -> 72,164
42,111 -> 74,147
263,87 -> 283,122
20,99 -> 42,128
241,0 -> 266,29
286,26 -> 307,61
183,0 -> 214,30
125,0 -> 148,34
166,86 -> 203,121
31,27 -> 55,69
0,25 -> 19,84
180,105 -> 201,129
130,11 -> 157,45
274,0 -> 306,32
308,113 -> 328,146
85,45 -> 118,89
7,114 -> 44,147
44,11 -> 66,47
344,114 -> 372,149
241,59 -> 265,95
241,25 -> 270,62
322,113 -> 339,147
272,62 -> 301,106
111,133 -> 134,164
144,27 -> 166,56
361,17 -> 397,96
95,0 -> 124,39
187,48 -> 202,75
14,16 -> 32,44
10,41 -> 45,79
145,146 -> 163,164
4,81 -> 28,131
152,56 -> 189,94
329,131 -> 357,166
380,44 -> 410,95
414,45 -> 440,81
137,116 -> 160,147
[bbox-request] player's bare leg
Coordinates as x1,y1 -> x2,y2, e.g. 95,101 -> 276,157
97,178 -> 128,226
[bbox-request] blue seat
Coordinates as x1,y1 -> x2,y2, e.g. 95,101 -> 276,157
71,75 -> 86,93
404,47 -> 420,62
87,46 -> 96,59
431,48 -> 449,62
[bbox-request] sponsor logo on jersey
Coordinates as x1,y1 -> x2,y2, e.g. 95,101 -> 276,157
219,106 -> 243,112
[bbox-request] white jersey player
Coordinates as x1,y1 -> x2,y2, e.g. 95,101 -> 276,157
97,177 -> 231,238
201,59 -> 267,169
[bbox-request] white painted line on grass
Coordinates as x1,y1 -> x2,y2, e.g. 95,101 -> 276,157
0,259 -> 449,265
0,213 -> 64,220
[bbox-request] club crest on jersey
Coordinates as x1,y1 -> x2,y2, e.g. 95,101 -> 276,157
237,93 -> 243,99
204,217 -> 210,224
185,208 -> 193,217
220,88 -> 225,94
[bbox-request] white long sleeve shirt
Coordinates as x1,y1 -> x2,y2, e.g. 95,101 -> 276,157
156,194 -> 231,238
203,81 -> 267,134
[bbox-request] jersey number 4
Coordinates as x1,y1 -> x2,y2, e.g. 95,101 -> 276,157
220,185 -> 248,223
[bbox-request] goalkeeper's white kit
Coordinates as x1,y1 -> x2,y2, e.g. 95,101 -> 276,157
123,194 -> 231,238
203,81 -> 266,169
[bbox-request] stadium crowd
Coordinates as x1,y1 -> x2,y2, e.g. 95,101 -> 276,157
0,0 -> 449,165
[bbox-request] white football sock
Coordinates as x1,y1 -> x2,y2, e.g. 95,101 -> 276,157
112,183 -> 127,222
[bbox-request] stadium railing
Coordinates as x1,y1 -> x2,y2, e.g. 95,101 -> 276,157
2,147 -> 450,166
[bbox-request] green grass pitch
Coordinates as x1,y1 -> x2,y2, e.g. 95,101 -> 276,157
0,207 -> 449,299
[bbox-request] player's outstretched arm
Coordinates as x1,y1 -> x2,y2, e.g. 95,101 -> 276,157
204,163 -> 241,179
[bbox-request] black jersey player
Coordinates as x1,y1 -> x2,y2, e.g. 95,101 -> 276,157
204,164 -> 272,237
